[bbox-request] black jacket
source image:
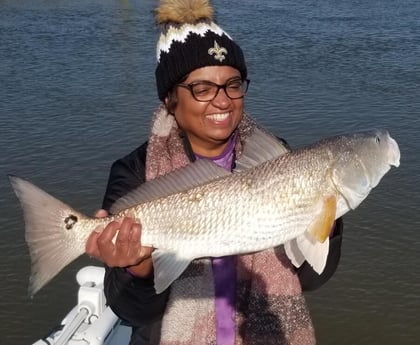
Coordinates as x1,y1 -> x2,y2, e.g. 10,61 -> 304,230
102,139 -> 343,328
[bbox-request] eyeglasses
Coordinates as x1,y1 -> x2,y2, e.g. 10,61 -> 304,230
176,78 -> 250,102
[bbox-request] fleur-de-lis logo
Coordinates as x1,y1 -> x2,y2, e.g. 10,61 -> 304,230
208,41 -> 228,62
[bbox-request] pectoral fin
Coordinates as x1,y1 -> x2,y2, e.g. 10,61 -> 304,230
151,250 -> 192,294
308,195 -> 336,243
284,196 -> 336,274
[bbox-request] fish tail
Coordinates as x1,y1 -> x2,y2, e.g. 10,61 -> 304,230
9,175 -> 89,296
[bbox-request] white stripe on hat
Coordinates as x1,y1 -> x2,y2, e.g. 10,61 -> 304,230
156,22 -> 231,62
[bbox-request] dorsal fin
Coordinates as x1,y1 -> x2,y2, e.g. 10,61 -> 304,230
110,159 -> 230,214
234,127 -> 289,172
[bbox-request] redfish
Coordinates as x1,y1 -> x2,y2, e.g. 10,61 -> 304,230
9,128 -> 400,296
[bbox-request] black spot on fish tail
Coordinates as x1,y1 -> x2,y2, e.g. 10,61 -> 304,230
64,214 -> 78,230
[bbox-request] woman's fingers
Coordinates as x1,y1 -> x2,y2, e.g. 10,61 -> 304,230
86,211 -> 152,268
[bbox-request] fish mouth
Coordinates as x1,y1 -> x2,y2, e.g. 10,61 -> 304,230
389,136 -> 401,167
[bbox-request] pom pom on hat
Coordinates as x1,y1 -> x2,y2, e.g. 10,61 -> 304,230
155,0 -> 247,101
155,0 -> 213,24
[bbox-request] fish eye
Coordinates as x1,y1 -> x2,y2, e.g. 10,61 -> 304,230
375,136 -> 381,144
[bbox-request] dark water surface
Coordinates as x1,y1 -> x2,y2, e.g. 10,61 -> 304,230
1,0 -> 419,344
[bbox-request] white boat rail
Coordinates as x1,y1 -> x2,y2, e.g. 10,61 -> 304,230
32,266 -> 130,345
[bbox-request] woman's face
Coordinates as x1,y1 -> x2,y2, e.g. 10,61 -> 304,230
170,65 -> 245,157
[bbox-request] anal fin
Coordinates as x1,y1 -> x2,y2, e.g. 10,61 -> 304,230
152,250 -> 192,294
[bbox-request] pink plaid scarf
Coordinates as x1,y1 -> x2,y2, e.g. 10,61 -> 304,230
145,105 -> 316,345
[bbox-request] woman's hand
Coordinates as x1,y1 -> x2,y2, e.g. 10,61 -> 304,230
85,209 -> 154,278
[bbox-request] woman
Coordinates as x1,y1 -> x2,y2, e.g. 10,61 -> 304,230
86,1 -> 343,344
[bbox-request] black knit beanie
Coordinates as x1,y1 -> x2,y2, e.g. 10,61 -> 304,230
155,0 -> 247,101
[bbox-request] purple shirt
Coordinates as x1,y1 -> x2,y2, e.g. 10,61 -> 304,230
195,132 -> 237,345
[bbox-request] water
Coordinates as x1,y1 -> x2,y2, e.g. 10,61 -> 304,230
0,0 -> 419,344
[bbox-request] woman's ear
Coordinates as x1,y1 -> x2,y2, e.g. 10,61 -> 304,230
165,91 -> 177,115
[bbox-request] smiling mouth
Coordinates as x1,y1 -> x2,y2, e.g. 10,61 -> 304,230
206,112 -> 230,122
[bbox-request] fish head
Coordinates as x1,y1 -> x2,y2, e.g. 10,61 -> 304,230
330,129 -> 400,211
